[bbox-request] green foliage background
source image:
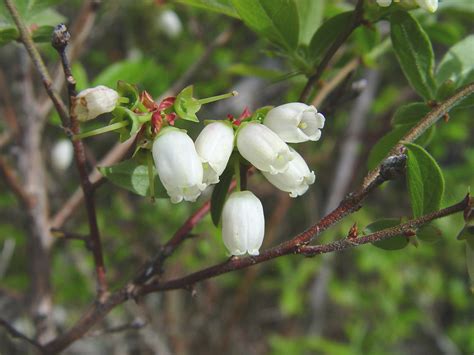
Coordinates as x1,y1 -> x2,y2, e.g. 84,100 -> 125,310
0,0 -> 473,353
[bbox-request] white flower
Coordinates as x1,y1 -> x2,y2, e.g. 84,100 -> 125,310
157,10 -> 183,38
152,127 -> 206,203
262,148 -> 315,198
415,0 -> 437,12
51,139 -> 74,171
72,86 -> 119,121
222,191 -> 265,256
264,103 -> 325,143
195,121 -> 235,185
236,122 -> 294,175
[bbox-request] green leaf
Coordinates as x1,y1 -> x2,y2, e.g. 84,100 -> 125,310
391,102 -> 430,126
296,0 -> 324,45
99,157 -> 167,198
404,143 -> 445,217
0,27 -> 18,46
417,223 -> 443,243
112,106 -> 151,140
390,11 -> 436,101
175,0 -> 239,18
364,219 -> 409,251
231,0 -> 299,50
116,80 -> 139,110
174,86 -> 200,122
436,35 -> 474,89
210,164 -> 234,226
367,124 -> 435,170
308,11 -> 353,66
92,59 -> 161,89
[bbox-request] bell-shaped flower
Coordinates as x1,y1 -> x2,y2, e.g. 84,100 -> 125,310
72,85 -> 119,121
195,121 -> 235,185
222,191 -> 265,256
152,127 -> 206,203
236,122 -> 294,175
263,103 -> 325,143
51,139 -> 74,171
262,148 -> 315,198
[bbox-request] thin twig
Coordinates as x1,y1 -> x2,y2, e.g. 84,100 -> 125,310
0,318 -> 44,351
299,0 -> 365,103
142,195 -> 469,293
363,81 -> 474,189
52,24 -> 108,297
311,57 -> 360,107
38,0 -> 102,119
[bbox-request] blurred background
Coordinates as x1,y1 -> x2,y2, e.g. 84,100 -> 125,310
0,0 -> 473,354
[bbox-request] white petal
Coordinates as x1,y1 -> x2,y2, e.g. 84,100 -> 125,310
376,0 -> 392,6
262,148 -> 315,198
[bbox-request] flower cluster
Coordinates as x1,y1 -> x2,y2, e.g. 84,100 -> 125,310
152,103 -> 324,255
73,85 -> 325,256
376,0 -> 438,12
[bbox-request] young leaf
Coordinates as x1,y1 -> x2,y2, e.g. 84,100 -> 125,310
210,164 -> 234,226
99,158 -> 167,198
391,102 -> 430,126
0,27 -> 18,46
308,11 -> 353,66
390,11 -> 436,101
416,223 -> 443,243
404,143 -> 445,218
367,124 -> 434,170
231,0 -> 299,51
174,86 -> 201,122
116,80 -> 140,110
436,35 -> 474,88
363,219 -> 409,251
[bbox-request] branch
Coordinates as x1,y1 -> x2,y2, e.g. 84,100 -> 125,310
299,0 -> 365,102
0,318 -> 44,351
141,195 -> 470,293
363,81 -> 474,189
51,24 -> 108,297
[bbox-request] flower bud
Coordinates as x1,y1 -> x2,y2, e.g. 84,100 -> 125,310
152,127 -> 206,203
263,103 -> 325,143
195,121 -> 235,185
222,191 -> 265,256
236,122 -> 294,175
51,139 -> 74,171
262,148 -> 315,198
72,86 -> 119,121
